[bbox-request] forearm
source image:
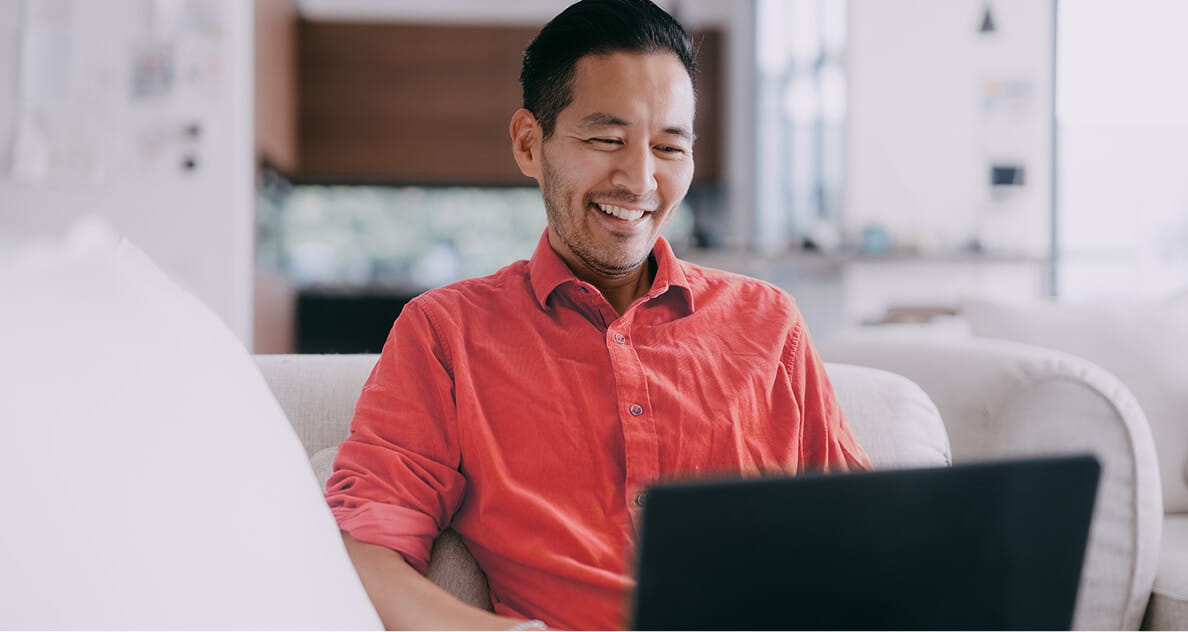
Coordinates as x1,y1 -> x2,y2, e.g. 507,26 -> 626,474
341,532 -> 522,631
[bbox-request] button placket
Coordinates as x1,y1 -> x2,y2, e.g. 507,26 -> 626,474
605,317 -> 657,529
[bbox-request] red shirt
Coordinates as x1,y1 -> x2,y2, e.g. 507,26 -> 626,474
326,232 -> 869,630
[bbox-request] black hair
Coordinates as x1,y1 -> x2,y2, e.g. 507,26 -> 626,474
520,0 -> 696,138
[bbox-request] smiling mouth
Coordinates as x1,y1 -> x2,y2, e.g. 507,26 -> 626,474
594,202 -> 650,222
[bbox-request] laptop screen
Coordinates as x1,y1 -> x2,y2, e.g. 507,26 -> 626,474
631,455 -> 1100,630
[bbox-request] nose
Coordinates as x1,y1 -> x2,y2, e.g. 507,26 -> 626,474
611,144 -> 657,196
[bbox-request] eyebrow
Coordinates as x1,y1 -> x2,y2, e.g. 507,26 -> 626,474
577,111 -> 696,142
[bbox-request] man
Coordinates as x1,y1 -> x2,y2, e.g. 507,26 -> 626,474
325,1 -> 869,629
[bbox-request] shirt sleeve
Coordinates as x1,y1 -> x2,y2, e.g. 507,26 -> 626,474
324,297 -> 466,573
785,313 -> 872,474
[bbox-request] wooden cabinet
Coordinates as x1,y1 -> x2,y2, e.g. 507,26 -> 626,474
296,21 -> 722,184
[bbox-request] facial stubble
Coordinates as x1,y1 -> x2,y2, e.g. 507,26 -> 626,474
539,155 -> 664,280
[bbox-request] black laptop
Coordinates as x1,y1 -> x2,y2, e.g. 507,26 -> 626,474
631,455 -> 1101,630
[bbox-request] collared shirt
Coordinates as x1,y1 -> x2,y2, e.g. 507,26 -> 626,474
326,231 -> 870,630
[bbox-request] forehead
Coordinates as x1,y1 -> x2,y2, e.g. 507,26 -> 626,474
560,51 -> 695,129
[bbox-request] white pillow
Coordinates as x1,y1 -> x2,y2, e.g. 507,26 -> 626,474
0,222 -> 380,629
964,295 -> 1188,512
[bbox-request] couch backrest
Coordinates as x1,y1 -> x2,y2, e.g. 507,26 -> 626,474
255,353 -> 377,459
963,296 -> 1188,513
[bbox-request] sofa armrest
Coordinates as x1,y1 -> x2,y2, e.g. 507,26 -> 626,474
824,362 -> 950,470
821,333 -> 1162,630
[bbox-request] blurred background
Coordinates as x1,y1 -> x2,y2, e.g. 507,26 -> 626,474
0,0 -> 1185,353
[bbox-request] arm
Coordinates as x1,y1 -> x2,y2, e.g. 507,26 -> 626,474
341,533 -> 524,631
787,312 -> 872,472
327,301 -> 531,629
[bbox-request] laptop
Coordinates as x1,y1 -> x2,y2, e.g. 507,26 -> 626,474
630,455 -> 1101,630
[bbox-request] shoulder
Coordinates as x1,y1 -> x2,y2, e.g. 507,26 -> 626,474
406,260 -> 531,323
679,259 -> 803,320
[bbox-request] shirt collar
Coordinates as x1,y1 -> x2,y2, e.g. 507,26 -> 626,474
528,229 -> 695,313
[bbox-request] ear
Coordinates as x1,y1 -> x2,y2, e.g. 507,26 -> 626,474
509,108 -> 543,180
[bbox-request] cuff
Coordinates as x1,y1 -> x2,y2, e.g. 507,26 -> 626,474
332,501 -> 439,573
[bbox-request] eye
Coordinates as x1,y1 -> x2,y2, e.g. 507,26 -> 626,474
655,145 -> 690,157
588,137 -> 623,146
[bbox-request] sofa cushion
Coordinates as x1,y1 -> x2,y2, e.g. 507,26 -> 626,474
0,223 -> 380,629
1146,514 -> 1188,630
964,296 -> 1188,512
824,363 -> 950,469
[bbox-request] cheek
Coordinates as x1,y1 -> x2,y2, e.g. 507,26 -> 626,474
573,157 -> 622,197
659,160 -> 695,202
549,152 -> 612,195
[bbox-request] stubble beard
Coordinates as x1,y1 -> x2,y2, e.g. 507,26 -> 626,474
540,160 -> 653,280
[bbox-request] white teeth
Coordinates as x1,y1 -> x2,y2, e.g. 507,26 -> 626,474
596,203 -> 646,221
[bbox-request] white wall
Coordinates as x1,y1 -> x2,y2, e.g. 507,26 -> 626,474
0,0 -> 255,345
296,0 -> 734,28
846,0 -> 1054,256
1056,0 -> 1188,300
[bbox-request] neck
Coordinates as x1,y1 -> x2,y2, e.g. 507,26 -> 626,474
589,258 -> 655,315
548,233 -> 657,315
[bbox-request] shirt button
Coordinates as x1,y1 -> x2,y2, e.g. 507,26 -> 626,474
613,333 -> 627,344
635,493 -> 646,507
577,286 -> 590,293
629,404 -> 644,416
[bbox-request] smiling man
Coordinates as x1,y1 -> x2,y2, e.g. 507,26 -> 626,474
514,49 -> 695,315
325,1 -> 869,630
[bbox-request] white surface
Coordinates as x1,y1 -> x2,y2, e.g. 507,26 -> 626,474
1055,1 -> 1188,300
0,0 -> 255,346
296,0 -> 734,27
0,223 -> 379,629
1057,0 -> 1188,128
846,0 -> 1054,255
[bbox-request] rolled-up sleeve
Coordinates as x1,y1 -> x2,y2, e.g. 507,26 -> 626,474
325,297 -> 466,573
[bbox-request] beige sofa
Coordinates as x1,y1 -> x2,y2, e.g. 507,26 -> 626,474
823,333 -> 1163,630
955,296 -> 1188,630
256,348 -> 1155,629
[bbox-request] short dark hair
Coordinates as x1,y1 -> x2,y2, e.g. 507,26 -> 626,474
520,0 -> 696,138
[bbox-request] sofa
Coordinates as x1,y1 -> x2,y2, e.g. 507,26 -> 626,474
823,333 -> 1162,630
823,293 -> 1188,630
958,295 -> 1188,631
262,339 -> 1160,630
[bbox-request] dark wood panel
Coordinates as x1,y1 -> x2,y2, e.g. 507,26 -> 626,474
254,0 -> 298,172
297,21 -> 722,185
691,30 -> 722,184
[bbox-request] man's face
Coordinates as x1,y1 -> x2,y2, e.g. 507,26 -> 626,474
536,51 -> 696,279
